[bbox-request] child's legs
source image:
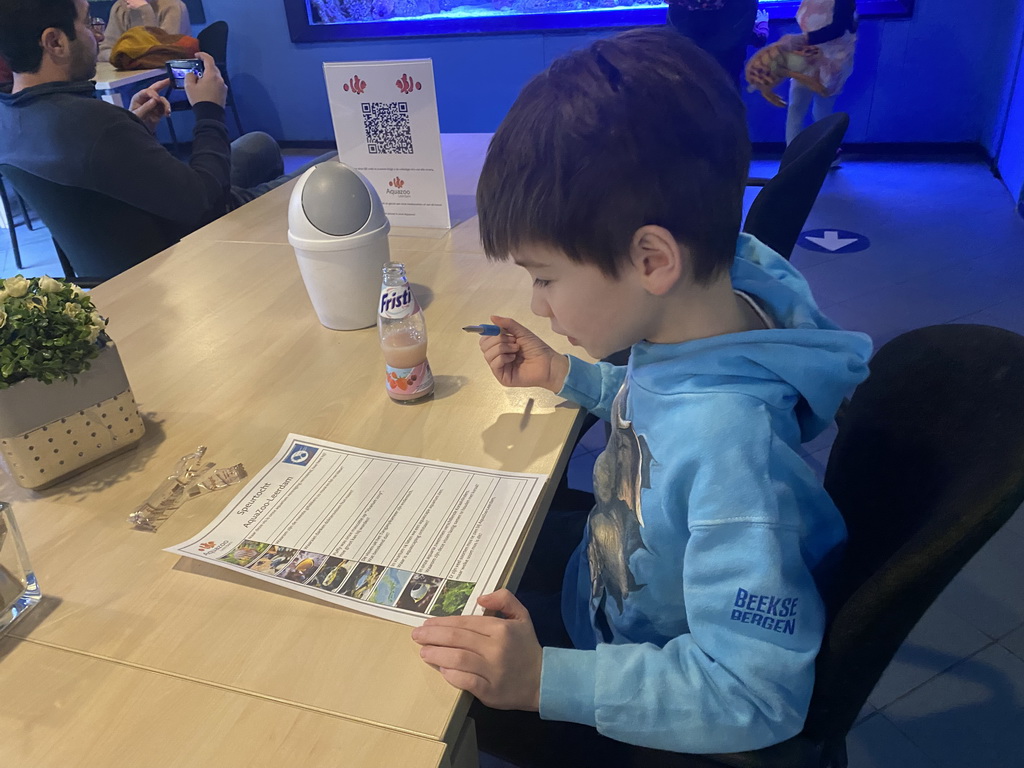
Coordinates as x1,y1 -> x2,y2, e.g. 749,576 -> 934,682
470,702 -> 753,768
785,79 -> 814,145
812,91 -> 838,124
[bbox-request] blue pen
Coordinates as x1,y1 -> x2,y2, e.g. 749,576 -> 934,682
462,324 -> 501,336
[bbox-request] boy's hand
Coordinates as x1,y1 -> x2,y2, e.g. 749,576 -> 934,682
412,589 -> 542,711
481,316 -> 569,394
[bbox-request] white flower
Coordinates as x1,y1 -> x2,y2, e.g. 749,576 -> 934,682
38,275 -> 63,293
2,275 -> 29,298
89,311 -> 106,329
25,295 -> 47,312
70,284 -> 85,298
0,308 -> 6,329
0,288 -> 8,303
87,324 -> 103,343
63,302 -> 83,319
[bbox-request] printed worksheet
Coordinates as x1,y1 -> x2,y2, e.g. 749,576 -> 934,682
168,434 -> 547,626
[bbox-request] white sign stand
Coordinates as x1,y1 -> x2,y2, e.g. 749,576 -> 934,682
324,59 -> 451,230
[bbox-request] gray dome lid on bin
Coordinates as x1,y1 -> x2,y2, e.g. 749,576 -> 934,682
301,163 -> 375,237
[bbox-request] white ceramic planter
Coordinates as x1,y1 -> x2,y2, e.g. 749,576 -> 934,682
0,343 -> 145,490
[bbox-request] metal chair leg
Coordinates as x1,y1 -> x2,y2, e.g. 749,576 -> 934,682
16,191 -> 34,231
0,176 -> 23,270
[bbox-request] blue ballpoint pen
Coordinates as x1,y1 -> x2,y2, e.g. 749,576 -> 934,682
462,324 -> 501,336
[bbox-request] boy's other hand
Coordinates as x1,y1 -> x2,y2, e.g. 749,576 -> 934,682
481,316 -> 569,394
129,78 -> 171,133
184,52 -> 228,108
411,589 -> 542,712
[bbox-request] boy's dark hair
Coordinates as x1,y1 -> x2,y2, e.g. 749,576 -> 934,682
477,27 -> 751,283
0,0 -> 79,74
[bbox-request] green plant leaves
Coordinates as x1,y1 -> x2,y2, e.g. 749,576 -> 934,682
0,276 -> 108,390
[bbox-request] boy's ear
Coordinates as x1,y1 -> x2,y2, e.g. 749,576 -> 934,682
629,225 -> 688,296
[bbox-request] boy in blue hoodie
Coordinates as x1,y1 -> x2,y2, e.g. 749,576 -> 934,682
412,27 -> 872,765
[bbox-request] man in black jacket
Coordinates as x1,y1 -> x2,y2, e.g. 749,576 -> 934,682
0,0 -> 320,240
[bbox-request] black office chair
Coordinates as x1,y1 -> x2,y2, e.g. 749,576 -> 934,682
0,164 -> 185,285
698,323 -> 1024,768
0,172 -> 32,270
166,21 -> 243,153
742,112 -> 849,261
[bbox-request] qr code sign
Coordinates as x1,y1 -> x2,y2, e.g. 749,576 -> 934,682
362,102 -> 414,155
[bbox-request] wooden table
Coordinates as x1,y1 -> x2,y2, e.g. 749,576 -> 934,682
93,62 -> 165,107
0,164 -> 587,765
0,637 -> 466,768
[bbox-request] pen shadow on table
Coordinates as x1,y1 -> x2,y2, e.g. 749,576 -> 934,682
30,412 -> 168,501
480,409 -> 566,471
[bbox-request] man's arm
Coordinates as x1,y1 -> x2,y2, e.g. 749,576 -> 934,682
86,103 -> 229,226
85,51 -> 231,227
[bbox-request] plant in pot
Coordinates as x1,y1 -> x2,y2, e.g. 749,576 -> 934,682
0,275 -> 144,490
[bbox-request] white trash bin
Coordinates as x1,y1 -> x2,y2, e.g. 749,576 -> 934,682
288,161 -> 391,330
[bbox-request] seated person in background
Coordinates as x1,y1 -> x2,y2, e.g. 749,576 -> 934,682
0,0 -> 332,247
412,28 -> 872,766
97,0 -> 190,63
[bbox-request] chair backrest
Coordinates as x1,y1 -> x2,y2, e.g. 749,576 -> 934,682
804,324 -> 1024,754
0,164 -> 183,282
198,21 -> 229,66
742,112 -> 849,260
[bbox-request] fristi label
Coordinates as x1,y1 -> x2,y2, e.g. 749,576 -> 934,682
380,286 -> 417,319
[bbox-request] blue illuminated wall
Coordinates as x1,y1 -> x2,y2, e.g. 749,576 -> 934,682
195,0 -> 1022,154
992,4 -> 1024,212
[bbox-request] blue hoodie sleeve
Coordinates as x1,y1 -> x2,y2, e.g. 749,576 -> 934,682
557,355 -> 627,422
539,408 -> 828,753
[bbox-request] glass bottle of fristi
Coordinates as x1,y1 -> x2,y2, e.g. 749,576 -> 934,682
378,263 -> 434,402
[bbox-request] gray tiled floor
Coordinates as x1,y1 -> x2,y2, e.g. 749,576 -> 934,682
5,154 -> 1024,767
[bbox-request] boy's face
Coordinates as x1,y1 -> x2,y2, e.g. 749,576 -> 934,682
514,243 -> 653,360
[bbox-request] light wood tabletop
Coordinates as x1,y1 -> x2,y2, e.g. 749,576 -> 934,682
0,637 -> 471,768
92,62 -> 165,106
0,199 -> 587,762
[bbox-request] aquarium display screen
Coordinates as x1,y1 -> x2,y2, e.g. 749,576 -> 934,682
286,0 -> 912,41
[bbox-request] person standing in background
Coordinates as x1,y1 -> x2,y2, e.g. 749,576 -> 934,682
98,0 -> 189,63
778,0 -> 857,145
666,0 -> 759,88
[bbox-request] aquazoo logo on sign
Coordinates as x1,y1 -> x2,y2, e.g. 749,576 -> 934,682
380,286 -> 416,319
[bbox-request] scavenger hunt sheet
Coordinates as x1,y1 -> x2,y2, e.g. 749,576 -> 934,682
168,434 -> 547,626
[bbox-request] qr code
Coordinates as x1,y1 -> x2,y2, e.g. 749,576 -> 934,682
362,102 -> 414,155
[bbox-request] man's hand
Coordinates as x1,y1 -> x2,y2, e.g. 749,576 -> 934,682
129,78 -> 170,133
412,590 -> 542,711
184,52 -> 228,108
480,316 -> 569,394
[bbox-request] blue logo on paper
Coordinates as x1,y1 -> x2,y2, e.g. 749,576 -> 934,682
798,229 -> 870,254
284,444 -> 318,466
